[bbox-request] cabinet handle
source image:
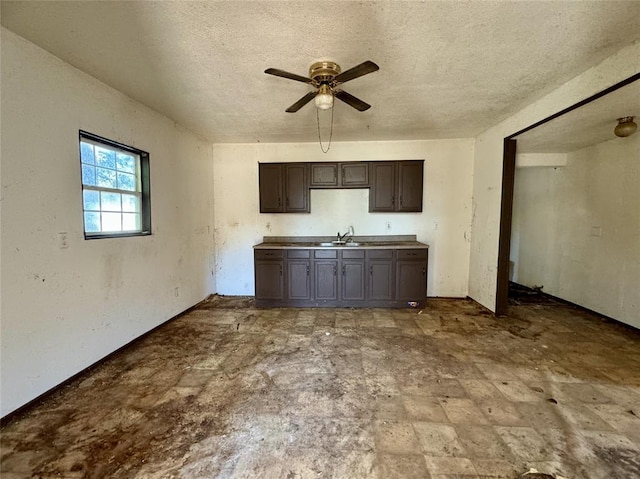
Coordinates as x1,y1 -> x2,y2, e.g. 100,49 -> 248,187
391,195 -> 395,206
370,266 -> 373,275
278,197 -> 281,207
400,195 -> 403,206
342,265 -> 346,275
334,266 -> 337,276
279,265 -> 283,276
286,197 -> 289,207
307,266 -> 310,276
422,268 -> 426,275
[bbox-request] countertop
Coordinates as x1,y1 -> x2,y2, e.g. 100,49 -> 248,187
254,235 -> 429,250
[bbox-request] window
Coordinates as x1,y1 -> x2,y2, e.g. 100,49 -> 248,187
79,131 -> 151,238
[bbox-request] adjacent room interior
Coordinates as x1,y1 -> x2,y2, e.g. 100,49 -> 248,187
1,1 -> 639,478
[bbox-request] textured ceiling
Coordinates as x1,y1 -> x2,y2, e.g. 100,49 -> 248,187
516,79 -> 640,153
2,1 -> 640,144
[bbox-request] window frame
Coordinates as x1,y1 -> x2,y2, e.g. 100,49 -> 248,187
79,130 -> 151,239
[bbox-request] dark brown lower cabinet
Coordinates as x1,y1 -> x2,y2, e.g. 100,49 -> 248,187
255,247 -> 428,307
287,260 -> 311,300
395,249 -> 428,306
254,250 -> 284,300
314,261 -> 338,300
313,249 -> 339,302
342,260 -> 366,301
367,250 -> 394,303
286,250 -> 311,302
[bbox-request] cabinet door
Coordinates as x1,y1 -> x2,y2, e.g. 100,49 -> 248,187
259,163 -> 283,213
255,260 -> 284,299
396,261 -> 427,301
340,162 -> 369,187
369,162 -> 396,211
310,163 -> 338,187
368,260 -> 394,300
285,163 -> 309,212
397,160 -> 424,212
341,260 -> 366,301
314,260 -> 339,300
287,260 -> 311,300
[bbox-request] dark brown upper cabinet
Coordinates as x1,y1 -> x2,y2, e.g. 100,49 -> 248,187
260,160 -> 422,214
369,160 -> 424,212
259,163 -> 309,213
310,162 -> 369,188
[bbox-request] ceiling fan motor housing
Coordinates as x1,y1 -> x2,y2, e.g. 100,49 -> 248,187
309,61 -> 341,85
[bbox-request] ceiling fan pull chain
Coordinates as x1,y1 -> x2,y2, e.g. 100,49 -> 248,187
316,106 -> 334,154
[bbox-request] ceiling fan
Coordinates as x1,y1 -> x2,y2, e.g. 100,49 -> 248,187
264,60 -> 379,113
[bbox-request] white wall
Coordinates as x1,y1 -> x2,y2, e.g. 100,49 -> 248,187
468,40 -> 640,311
213,140 -> 474,298
511,134 -> 640,328
0,29 -> 216,417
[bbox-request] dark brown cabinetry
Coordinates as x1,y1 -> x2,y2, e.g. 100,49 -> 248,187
258,163 -> 309,213
260,160 -> 422,213
310,162 -> 369,188
341,250 -> 366,302
255,246 -> 428,308
313,250 -> 339,301
369,160 -> 424,212
367,250 -> 394,303
254,250 -> 284,300
395,249 -> 428,305
286,250 -> 311,300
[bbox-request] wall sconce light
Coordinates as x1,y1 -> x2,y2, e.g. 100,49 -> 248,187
614,116 -> 637,137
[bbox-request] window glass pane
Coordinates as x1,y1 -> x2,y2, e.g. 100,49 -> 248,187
102,212 -> 122,232
83,189 -> 100,211
82,164 -> 96,186
96,167 -> 117,188
116,153 -> 136,173
80,142 -> 95,164
117,172 -> 136,191
80,133 -> 148,237
95,146 -> 116,169
100,192 -> 121,212
84,212 -> 101,233
122,213 -> 140,231
122,194 -> 140,213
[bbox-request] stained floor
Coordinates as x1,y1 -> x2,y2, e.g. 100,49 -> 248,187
1,297 -> 640,478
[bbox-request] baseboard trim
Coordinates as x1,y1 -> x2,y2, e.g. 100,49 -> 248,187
1,299 -> 205,425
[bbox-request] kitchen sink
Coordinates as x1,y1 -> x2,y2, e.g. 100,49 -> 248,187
314,241 -> 364,247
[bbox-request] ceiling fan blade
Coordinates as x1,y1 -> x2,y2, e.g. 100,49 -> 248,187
286,91 -> 317,112
265,68 -> 312,84
334,90 -> 371,111
333,61 -> 379,84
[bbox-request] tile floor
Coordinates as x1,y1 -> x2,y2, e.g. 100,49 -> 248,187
1,297 -> 639,478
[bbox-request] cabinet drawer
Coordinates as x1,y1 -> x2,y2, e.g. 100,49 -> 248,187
255,249 -> 284,259
397,249 -> 428,260
288,249 -> 310,259
342,249 -> 365,259
366,249 -> 393,259
314,249 -> 338,259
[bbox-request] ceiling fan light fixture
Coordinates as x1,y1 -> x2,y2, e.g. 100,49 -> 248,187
314,84 -> 334,110
614,116 -> 637,137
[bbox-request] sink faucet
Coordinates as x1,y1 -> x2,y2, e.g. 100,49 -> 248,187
337,225 -> 355,243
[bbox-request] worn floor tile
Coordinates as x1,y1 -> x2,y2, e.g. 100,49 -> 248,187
412,422 -> 466,457
374,420 -> 422,454
1,296 -> 639,478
